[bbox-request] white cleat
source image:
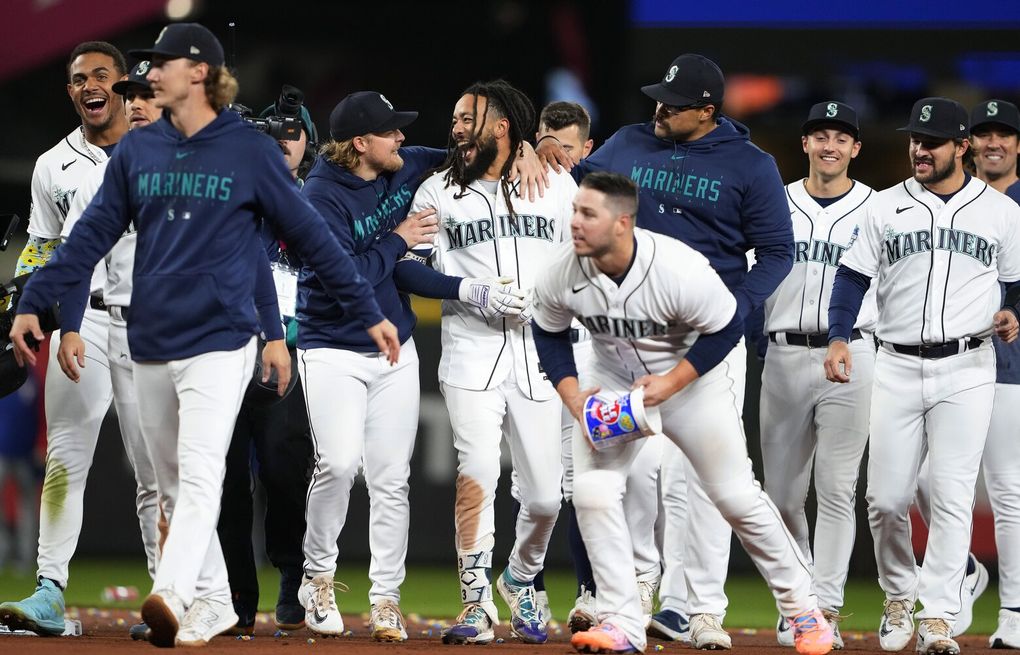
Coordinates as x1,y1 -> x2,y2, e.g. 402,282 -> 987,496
777,615 -> 795,647
690,613 -> 731,650
822,610 -> 845,650
638,578 -> 659,629
298,574 -> 345,636
175,597 -> 238,647
141,589 -> 185,648
916,618 -> 959,655
370,599 -> 407,642
879,599 -> 915,652
954,556 -> 989,636
569,585 -> 597,634
991,609 -> 1020,649
536,590 -> 552,624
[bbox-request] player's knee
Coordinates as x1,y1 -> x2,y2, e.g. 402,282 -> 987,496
523,496 -> 562,522
573,470 -> 625,511
865,487 -> 913,518
708,486 -> 759,521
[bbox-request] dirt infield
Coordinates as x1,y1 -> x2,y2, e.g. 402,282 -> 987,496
0,608 -> 995,653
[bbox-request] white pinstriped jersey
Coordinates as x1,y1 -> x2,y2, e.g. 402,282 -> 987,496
840,176 -> 1020,344
765,180 -> 878,334
531,228 -> 737,383
409,168 -> 577,400
29,127 -> 110,291
63,160 -> 136,307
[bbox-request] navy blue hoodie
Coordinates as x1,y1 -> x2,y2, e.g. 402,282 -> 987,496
18,110 -> 384,361
574,118 -> 793,318
298,146 -> 446,351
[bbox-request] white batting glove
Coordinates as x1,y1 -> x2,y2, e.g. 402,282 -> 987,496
458,276 -> 527,317
512,289 -> 534,326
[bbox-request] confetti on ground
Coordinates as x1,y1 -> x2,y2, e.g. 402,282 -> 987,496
307,637 -> 316,644
655,644 -> 665,651
496,638 -> 504,644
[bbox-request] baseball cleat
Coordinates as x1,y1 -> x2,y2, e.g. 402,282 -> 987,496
0,578 -> 66,637
442,603 -> 495,644
637,577 -> 659,628
822,610 -> 845,650
536,590 -> 552,624
496,568 -> 547,643
916,618 -> 959,655
990,608 -> 1020,649
776,614 -> 795,647
298,574 -> 345,636
176,597 -> 238,646
648,608 -> 691,643
571,622 -> 639,653
954,555 -> 989,636
879,599 -> 915,652
689,613 -> 731,650
141,590 -> 185,648
569,585 -> 597,634
370,599 -> 408,642
790,608 -> 835,655
276,566 -> 306,630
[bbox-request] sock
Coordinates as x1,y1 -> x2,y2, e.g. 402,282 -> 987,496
567,501 -> 596,596
534,568 -> 546,592
966,556 -> 976,576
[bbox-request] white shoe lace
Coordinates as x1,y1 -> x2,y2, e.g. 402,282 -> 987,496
883,600 -> 912,628
923,619 -> 952,639
372,601 -> 403,630
505,581 -> 540,622
693,613 -> 725,634
311,577 -> 348,615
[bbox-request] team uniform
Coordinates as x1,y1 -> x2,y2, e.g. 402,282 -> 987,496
831,175 -> 1020,646
296,146 -> 445,639
760,180 -> 876,640
409,168 -> 575,643
15,108 -> 385,647
532,228 -> 818,653
0,126 -> 160,638
573,116 -> 794,638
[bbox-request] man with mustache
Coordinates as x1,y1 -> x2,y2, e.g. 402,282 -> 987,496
824,97 -> 1020,655
407,79 -> 575,646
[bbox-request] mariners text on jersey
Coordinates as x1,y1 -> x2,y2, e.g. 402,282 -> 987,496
136,170 -> 233,201
578,314 -> 673,338
630,165 -> 721,203
444,213 -> 557,250
883,227 -> 996,267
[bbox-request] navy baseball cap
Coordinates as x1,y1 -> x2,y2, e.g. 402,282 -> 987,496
130,23 -> 224,67
898,97 -> 968,140
970,99 -> 1020,134
802,101 -> 860,140
329,91 -> 417,141
112,60 -> 153,95
641,54 -> 724,107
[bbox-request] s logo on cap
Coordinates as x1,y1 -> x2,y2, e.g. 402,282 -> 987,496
987,101 -> 999,117
826,102 -> 839,118
664,65 -> 678,83
920,104 -> 933,122
136,61 -> 150,75
379,94 -> 394,110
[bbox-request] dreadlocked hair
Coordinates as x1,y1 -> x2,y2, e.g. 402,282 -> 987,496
438,79 -> 535,218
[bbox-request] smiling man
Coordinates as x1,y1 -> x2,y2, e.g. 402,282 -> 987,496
0,40 -> 129,638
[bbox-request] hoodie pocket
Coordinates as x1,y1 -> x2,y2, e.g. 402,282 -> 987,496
132,273 -> 250,345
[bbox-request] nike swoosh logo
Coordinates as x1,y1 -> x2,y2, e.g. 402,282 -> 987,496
61,160 -> 76,170
879,625 -> 894,637
175,151 -> 193,159
313,609 -> 328,623
895,206 -> 913,214
571,284 -> 588,293
671,154 -> 686,160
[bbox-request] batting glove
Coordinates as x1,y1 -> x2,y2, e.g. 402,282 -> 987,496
458,276 -> 527,317
511,289 -> 534,326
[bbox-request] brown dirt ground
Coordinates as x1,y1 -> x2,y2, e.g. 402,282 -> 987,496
0,608 -> 995,654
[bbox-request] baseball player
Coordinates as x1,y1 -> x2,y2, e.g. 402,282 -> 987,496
913,99 -> 1020,647
539,53 -> 796,648
407,79 -> 572,646
824,97 -> 1020,655
0,41 -> 157,638
8,23 -> 397,648
760,101 -> 876,650
532,171 -> 833,655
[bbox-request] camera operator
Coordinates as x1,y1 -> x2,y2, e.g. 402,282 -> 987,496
216,85 -> 318,635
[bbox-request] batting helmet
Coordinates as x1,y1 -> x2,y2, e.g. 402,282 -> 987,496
243,338 -> 299,408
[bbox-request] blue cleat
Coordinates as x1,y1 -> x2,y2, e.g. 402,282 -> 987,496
442,603 -> 495,644
0,578 -> 66,636
648,608 -> 691,643
496,568 -> 547,644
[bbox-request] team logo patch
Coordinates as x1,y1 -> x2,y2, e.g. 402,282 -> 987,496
920,104 -> 933,122
379,94 -> 394,110
135,61 -> 150,76
190,46 -> 200,55
664,65 -> 678,82
987,101 -> 999,117
702,90 -> 711,98
826,102 -> 839,118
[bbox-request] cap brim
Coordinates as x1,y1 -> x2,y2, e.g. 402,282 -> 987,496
373,110 -> 418,134
803,119 -> 859,140
970,119 -> 1020,134
896,125 -> 959,140
640,83 -> 702,107
128,47 -> 219,65
112,79 -> 151,95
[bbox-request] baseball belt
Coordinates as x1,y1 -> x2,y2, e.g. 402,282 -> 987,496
878,337 -> 983,359
769,328 -> 862,348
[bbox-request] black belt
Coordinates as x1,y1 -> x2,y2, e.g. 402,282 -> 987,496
89,295 -> 106,311
880,337 -> 983,359
769,328 -> 862,348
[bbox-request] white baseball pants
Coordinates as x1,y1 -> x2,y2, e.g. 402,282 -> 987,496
868,345 -> 994,624
760,338 -> 875,611
574,358 -> 815,651
299,341 -> 419,603
135,338 -> 255,606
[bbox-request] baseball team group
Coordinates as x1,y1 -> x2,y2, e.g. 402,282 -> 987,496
0,19 -> 1018,655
